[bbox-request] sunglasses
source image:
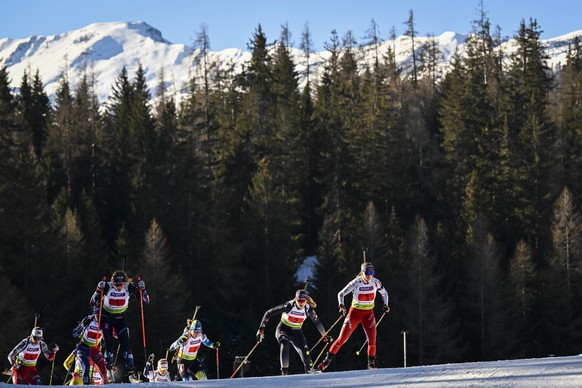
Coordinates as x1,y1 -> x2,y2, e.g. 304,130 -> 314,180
32,336 -> 42,341
296,298 -> 307,303
364,270 -> 374,275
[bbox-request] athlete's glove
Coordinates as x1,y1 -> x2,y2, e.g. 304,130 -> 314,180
212,341 -> 221,349
97,280 -> 106,290
256,328 -> 265,343
339,304 -> 347,317
137,280 -> 146,290
51,344 -> 59,352
383,305 -> 390,313
148,353 -> 155,363
324,335 -> 333,344
12,357 -> 22,369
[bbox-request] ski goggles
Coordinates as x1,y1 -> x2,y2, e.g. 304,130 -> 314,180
364,270 -> 374,275
112,274 -> 126,284
158,361 -> 168,370
296,298 -> 307,303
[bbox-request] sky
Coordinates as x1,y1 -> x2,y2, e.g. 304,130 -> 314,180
59,355 -> 582,387
1,0 -> 581,51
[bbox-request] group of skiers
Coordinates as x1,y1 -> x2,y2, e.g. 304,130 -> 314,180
6,262 -> 389,384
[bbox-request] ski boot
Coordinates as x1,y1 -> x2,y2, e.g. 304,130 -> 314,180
368,355 -> 378,369
127,368 -> 142,383
317,352 -> 334,372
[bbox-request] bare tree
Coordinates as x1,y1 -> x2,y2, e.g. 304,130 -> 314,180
300,22 -> 314,83
550,186 -> 582,317
404,9 -> 418,85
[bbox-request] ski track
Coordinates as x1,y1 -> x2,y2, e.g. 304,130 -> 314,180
2,355 -> 581,387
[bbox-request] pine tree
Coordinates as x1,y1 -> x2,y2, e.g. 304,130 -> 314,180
139,219 -> 188,360
509,239 -> 538,356
404,215 -> 464,365
44,76 -> 74,205
102,66 -> 134,249
22,70 -> 51,158
504,19 -> 555,253
554,36 -> 582,198
241,158 -> 297,306
0,268 -> 33,359
464,219 -> 517,360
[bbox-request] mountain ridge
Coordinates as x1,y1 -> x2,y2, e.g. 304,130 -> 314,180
1,21 -> 581,104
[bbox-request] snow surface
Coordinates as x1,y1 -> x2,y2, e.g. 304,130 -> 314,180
8,355 -> 571,387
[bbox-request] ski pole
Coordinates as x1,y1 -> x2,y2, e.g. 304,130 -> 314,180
216,348 -> 220,379
355,311 -> 387,356
97,276 -> 106,332
49,357 -> 55,385
313,340 -> 330,366
229,341 -> 260,379
310,315 -> 343,352
110,343 -> 121,382
138,276 -> 147,362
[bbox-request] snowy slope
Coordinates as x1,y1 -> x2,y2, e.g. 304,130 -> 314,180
1,21 -> 581,104
32,355 -> 577,387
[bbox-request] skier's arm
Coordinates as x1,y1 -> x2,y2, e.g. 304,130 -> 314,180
143,354 -> 154,380
72,315 -> 92,338
307,306 -> 326,336
129,281 -> 150,304
41,341 -> 57,361
168,334 -> 188,352
7,339 -> 27,365
201,334 -> 214,348
376,279 -> 389,306
337,278 -> 358,306
259,302 -> 289,328
90,281 -> 109,306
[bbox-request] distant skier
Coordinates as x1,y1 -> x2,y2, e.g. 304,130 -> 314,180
168,319 -> 219,380
317,262 -> 389,371
7,327 -> 59,385
90,270 -> 149,381
256,289 -> 330,375
70,306 -> 108,384
143,354 -> 172,383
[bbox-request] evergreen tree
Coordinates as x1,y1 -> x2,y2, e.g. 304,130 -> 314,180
21,70 -> 51,158
464,219 -> 517,360
102,66 -> 135,251
404,215 -> 464,365
554,36 -> 582,198
139,219 -> 188,362
509,239 -> 539,356
504,19 -> 555,254
44,76 -> 74,205
0,268 -> 33,359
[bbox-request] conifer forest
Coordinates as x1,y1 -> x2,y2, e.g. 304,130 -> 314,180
1,13 -> 582,380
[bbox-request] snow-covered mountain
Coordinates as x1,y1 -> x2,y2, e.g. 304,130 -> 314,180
0,21 -> 581,104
